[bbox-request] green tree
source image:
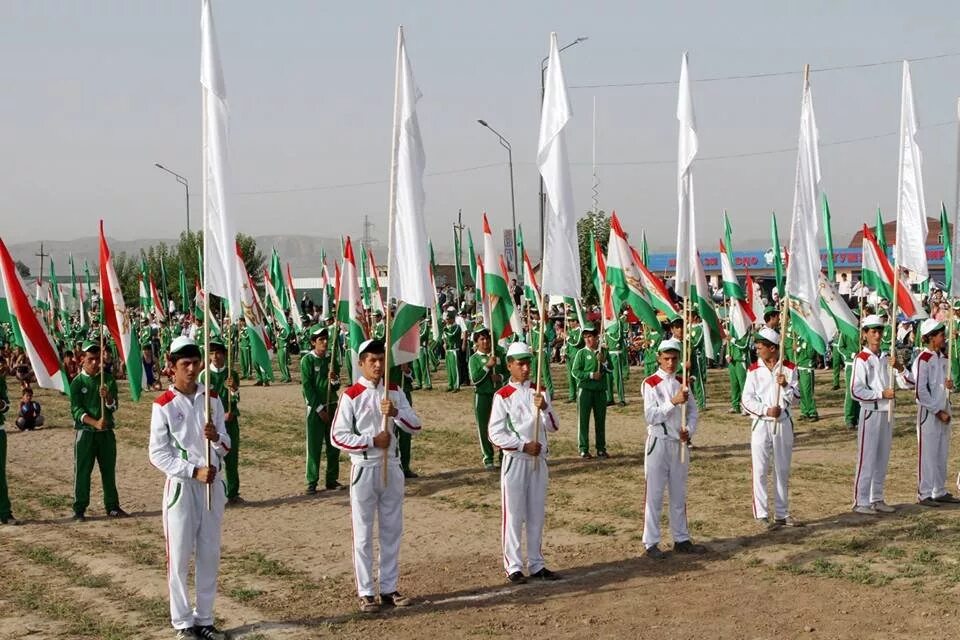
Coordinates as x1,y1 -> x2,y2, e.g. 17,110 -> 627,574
576,209 -> 609,305
15,260 -> 30,278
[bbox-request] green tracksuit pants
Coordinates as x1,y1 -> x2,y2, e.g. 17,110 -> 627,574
799,367 -> 818,418
566,358 -> 577,402
831,349 -> 843,389
729,362 -> 746,412
278,349 -> 291,382
474,392 -> 495,466
691,365 -> 706,410
577,387 -> 607,454
843,362 -> 860,427
224,419 -> 240,499
412,352 -> 432,389
305,409 -> 339,488
608,352 -> 625,404
445,352 -> 460,391
73,429 -> 119,515
531,360 -> 554,397
0,431 -> 9,520
399,386 -> 413,472
240,347 -> 252,379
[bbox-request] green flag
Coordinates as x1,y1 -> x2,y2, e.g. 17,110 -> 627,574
159,256 -> 169,312
771,212 -> 784,298
467,228 -> 480,305
589,229 -> 603,301
69,254 -> 78,303
178,263 -> 188,313
875,207 -> 887,256
453,227 -> 464,297
270,248 -> 288,310
822,193 -> 835,281
942,201 -> 952,294
48,258 -> 59,315
641,229 -> 649,266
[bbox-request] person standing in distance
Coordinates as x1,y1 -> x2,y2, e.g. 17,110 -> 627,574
149,337 -> 231,640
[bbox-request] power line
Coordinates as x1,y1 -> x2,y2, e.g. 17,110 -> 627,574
569,51 -> 960,90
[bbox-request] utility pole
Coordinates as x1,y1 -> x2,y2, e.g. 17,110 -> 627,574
453,208 -> 465,290
361,214 -> 375,248
35,242 -> 49,282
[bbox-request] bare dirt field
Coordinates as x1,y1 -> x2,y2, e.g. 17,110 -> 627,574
3,364 -> 960,639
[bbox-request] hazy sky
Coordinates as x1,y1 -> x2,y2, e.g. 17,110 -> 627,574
4,1 -> 960,255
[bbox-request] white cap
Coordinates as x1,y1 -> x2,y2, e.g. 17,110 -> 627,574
920,318 -> 945,337
506,341 -> 533,360
169,336 -> 199,355
861,314 -> 885,329
756,327 -> 780,346
657,338 -> 682,353
357,338 -> 384,356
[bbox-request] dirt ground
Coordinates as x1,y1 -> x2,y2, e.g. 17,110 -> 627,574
3,363 -> 960,639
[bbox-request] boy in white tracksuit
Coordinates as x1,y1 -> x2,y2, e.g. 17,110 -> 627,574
331,339 -> 421,613
850,314 -> 910,515
148,337 -> 230,640
912,319 -> 959,506
488,341 -> 560,583
641,338 -> 704,558
741,327 -> 801,529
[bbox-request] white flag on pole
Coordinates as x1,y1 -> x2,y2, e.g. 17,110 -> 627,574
201,0 -> 242,320
537,32 -> 580,299
675,52 -> 698,297
895,60 -> 929,278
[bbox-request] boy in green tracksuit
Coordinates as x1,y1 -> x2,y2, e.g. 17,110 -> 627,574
277,325 -> 292,383
469,328 -> 506,469
70,341 -> 125,521
794,332 -> 819,421
604,318 -> 626,406
564,315 -> 583,403
239,319 -> 252,379
529,314 -> 554,397
572,324 -> 610,459
388,362 -> 419,478
837,325 -> 861,428
830,335 -> 844,390
688,316 -> 707,410
0,370 -> 16,525
300,326 -> 342,494
643,324 -> 662,377
199,339 -> 243,504
726,330 -> 750,413
442,313 -> 461,391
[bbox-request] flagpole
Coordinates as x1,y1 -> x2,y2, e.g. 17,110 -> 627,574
379,25 -> 404,488
201,70 -> 212,511
680,294 -> 689,463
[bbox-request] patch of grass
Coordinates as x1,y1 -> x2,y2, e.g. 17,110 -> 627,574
228,586 -> 265,602
236,551 -> 295,577
846,563 -> 891,586
76,573 -> 112,588
37,493 -> 73,510
613,505 -> 640,519
576,522 -> 616,536
911,518 -> 938,540
914,548 -> 939,564
880,546 -> 906,559
810,557 -> 843,578
433,494 -> 496,513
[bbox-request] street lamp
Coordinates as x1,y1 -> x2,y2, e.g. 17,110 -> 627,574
477,119 -> 518,280
154,163 -> 191,234
538,36 -> 588,254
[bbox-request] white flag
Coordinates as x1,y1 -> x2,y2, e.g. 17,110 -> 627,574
786,72 -> 829,354
675,52 -> 698,297
537,32 -> 580,299
201,0 -> 242,320
895,60 -> 928,278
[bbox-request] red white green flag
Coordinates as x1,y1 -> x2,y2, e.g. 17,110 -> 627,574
0,238 -> 69,396
482,213 -> 516,341
237,246 -> 274,381
861,224 -> 924,319
99,221 -> 145,401
149,276 -> 166,322
605,212 -> 662,330
338,237 -> 368,380
629,245 -> 679,321
284,264 -> 304,333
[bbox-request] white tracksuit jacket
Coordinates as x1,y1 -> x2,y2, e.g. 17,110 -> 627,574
148,384 -> 230,631
488,380 -> 559,575
641,369 -> 698,547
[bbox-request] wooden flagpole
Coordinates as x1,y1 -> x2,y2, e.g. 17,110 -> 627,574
379,25 -> 404,488
680,295 -> 689,463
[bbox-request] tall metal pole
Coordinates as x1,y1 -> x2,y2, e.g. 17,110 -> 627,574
477,120 -> 518,279
155,163 -> 191,235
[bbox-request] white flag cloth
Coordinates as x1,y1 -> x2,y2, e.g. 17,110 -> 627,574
201,0 -> 242,320
537,32 -> 580,299
675,52 -> 698,297
786,73 -> 822,306
388,26 -> 434,310
895,60 -> 928,278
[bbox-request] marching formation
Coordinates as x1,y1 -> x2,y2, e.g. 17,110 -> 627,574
4,3 -> 960,639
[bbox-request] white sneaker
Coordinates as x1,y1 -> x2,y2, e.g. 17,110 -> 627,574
871,501 -> 895,513
852,505 -> 878,515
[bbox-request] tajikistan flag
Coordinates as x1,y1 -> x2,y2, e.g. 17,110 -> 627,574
692,251 -> 724,359
630,245 -> 679,321
606,212 -> 661,329
482,214 -> 516,341
150,277 -> 166,322
523,247 -> 541,311
237,246 -> 274,380
99,221 -> 145,401
818,272 -> 858,343
0,238 -> 69,395
338,237 -> 367,380
861,225 -> 924,319
285,264 -> 304,333
719,238 -> 755,339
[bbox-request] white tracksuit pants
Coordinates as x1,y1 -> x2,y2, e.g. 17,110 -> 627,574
751,417 -> 793,520
642,436 -> 689,547
349,462 -> 404,597
162,477 -> 226,630
500,453 -> 548,575
917,408 -> 950,500
853,408 -> 892,507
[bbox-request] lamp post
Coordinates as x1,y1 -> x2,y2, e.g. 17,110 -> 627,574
154,163 -> 191,235
538,36 -> 588,254
477,119 -> 518,280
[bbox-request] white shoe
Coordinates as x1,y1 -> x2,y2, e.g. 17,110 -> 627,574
852,505 -> 878,515
871,501 -> 895,513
